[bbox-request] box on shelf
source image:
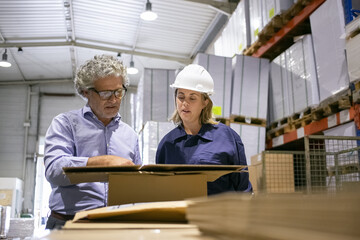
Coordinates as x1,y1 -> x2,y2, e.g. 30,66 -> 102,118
0,178 -> 23,218
262,0 -> 294,26
268,34 -> 319,123
310,0 -> 350,102
231,54 -> 269,120
139,121 -> 175,165
230,123 -> 266,166
214,0 -> 248,56
193,53 -> 233,118
136,68 -> 175,132
346,33 -> 360,82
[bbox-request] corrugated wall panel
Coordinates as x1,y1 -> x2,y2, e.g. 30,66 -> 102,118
0,86 -> 27,178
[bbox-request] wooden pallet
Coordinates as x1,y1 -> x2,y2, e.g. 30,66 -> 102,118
290,114 -> 312,129
243,0 -> 314,60
290,107 -> 312,122
266,123 -> 294,140
243,40 -> 261,56
215,117 -> 231,126
312,90 -> 352,120
230,115 -> 267,127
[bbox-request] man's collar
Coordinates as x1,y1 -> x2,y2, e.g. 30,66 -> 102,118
83,104 -> 121,123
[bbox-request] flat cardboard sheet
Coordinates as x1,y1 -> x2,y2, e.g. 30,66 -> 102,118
63,222 -> 197,230
63,164 -> 246,184
72,200 -> 188,223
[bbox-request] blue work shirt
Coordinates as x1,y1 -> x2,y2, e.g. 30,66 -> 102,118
156,123 -> 252,195
44,104 -> 141,215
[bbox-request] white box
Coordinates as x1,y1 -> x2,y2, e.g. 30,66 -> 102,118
136,69 -> 175,132
139,121 -> 175,165
230,123 -> 266,165
262,0 -> 294,25
310,0 -> 350,101
214,0 -> 248,56
268,34 -> 319,122
231,55 -> 269,120
346,33 -> 360,82
193,53 -> 233,118
0,178 -> 23,218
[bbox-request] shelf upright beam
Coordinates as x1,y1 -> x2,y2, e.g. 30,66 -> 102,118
252,0 -> 326,58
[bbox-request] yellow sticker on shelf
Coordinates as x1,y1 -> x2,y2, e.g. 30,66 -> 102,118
212,106 -> 222,116
269,8 -> 275,19
254,28 -> 259,37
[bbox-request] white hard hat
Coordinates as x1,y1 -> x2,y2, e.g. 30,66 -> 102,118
170,64 -> 214,95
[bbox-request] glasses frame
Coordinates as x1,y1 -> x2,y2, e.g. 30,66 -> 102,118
88,85 -> 127,100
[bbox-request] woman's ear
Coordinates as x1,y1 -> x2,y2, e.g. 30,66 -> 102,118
203,98 -> 209,109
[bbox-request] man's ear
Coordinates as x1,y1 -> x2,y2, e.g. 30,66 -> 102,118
83,89 -> 90,99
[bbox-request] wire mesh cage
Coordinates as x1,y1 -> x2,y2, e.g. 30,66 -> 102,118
250,135 -> 360,194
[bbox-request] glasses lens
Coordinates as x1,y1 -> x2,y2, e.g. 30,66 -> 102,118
98,91 -> 113,100
115,89 -> 126,98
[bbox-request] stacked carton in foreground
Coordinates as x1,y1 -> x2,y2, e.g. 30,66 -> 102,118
187,191 -> 360,240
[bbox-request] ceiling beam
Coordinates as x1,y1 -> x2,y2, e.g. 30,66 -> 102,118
184,0 -> 239,15
0,40 -> 191,64
0,79 -> 73,85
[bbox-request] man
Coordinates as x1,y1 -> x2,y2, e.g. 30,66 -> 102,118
44,55 -> 141,229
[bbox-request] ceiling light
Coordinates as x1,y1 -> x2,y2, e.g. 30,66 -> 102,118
0,49 -> 11,68
127,56 -> 138,75
140,0 -> 158,21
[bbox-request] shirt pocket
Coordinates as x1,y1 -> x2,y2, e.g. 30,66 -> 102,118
199,151 -> 233,165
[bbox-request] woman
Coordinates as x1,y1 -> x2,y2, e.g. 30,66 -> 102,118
156,64 -> 252,195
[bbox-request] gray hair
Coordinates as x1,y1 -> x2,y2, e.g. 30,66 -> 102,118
74,54 -> 129,97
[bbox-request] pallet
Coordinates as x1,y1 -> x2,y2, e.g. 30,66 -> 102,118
230,115 -> 267,127
290,114 -> 312,129
243,40 -> 261,56
290,107 -> 312,122
350,79 -> 360,104
268,117 -> 291,130
243,0 -> 312,60
311,89 -> 352,120
215,117 -> 231,126
266,122 -> 294,140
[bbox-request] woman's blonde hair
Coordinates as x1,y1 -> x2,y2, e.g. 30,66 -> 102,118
170,89 -> 217,125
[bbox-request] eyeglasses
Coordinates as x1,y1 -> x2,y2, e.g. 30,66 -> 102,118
88,86 -> 127,100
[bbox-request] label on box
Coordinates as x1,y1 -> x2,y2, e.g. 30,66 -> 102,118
212,106 -> 222,116
269,8 -> 275,19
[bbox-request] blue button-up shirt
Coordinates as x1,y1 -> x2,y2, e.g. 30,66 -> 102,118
44,105 -> 141,215
156,123 -> 251,195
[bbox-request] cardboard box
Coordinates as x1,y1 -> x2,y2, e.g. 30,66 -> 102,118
250,153 -> 295,193
63,164 -> 245,205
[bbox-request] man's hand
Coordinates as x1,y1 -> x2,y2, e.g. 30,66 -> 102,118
87,155 -> 135,166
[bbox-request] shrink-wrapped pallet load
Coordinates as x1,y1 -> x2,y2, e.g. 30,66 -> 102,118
136,69 -> 175,132
193,53 -> 233,118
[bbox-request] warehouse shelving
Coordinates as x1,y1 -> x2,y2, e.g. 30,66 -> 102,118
250,0 -> 326,60
243,0 -> 358,149
266,106 -> 355,149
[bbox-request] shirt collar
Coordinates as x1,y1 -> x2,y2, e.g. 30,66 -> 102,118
170,123 -> 216,142
83,104 -> 121,123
